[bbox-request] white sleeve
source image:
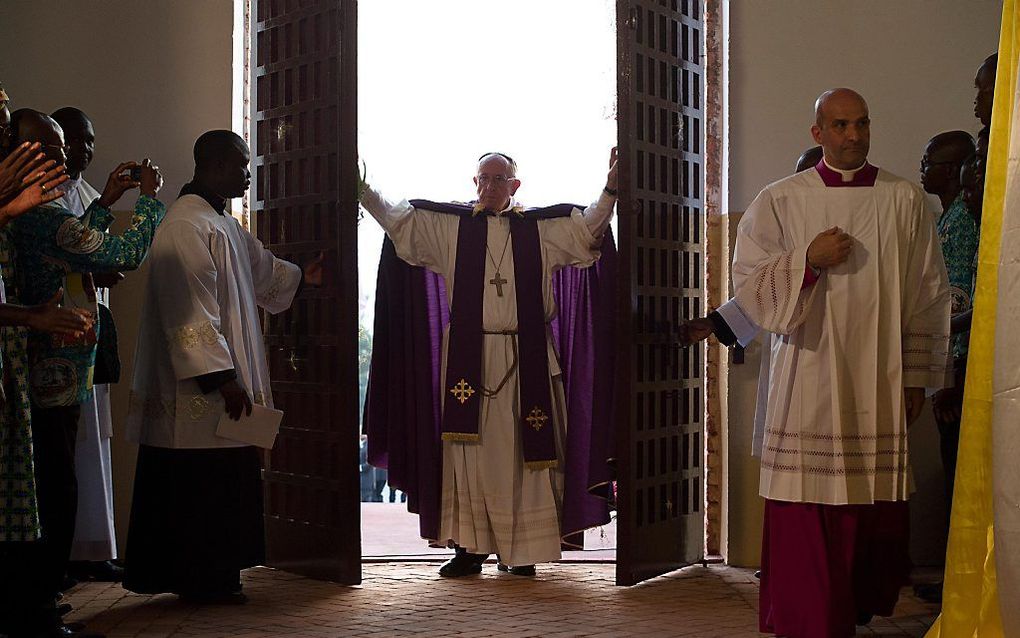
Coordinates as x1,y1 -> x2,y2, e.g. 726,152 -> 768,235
731,188 -> 822,334
153,224 -> 234,380
238,221 -> 302,314
716,298 -> 761,347
360,185 -> 456,274
582,189 -> 617,237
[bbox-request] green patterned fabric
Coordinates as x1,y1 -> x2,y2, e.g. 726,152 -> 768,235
937,193 -> 980,361
10,196 -> 165,407
0,228 -> 39,541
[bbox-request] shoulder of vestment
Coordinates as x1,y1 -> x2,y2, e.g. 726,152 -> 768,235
408,199 -> 580,220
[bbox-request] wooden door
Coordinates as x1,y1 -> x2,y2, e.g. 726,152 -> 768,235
615,0 -> 705,586
252,0 -> 361,584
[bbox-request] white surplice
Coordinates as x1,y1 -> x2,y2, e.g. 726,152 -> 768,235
126,194 -> 301,449
362,188 -> 615,566
56,177 -> 117,560
731,165 -> 950,505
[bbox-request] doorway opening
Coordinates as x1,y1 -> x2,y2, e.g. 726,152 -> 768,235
357,0 -> 618,560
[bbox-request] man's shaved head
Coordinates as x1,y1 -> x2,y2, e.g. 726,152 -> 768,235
811,88 -> 871,170
921,130 -> 975,199
52,107 -> 95,178
194,129 -> 247,169
10,108 -> 66,166
926,131 -> 975,163
191,129 -> 251,199
51,106 -> 91,132
814,88 -> 868,127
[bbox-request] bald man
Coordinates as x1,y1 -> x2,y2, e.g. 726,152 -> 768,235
975,53 -> 997,128
124,131 -> 320,604
730,89 -> 950,638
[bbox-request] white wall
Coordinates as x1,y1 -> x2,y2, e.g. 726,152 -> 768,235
0,0 -> 236,552
724,0 -> 1002,567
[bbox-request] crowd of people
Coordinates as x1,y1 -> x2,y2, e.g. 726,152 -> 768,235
0,81 -> 320,637
0,47 -> 997,638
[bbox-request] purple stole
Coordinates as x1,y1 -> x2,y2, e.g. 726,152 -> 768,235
420,201 -> 572,469
814,159 -> 878,187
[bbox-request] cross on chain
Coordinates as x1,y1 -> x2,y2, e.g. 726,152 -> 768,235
449,379 -> 476,404
526,406 -> 548,431
489,272 -> 508,297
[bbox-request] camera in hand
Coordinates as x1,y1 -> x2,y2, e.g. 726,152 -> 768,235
130,166 -> 142,181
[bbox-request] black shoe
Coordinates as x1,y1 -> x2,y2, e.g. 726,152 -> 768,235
178,591 -> 249,605
7,619 -> 103,638
753,570 -> 761,579
496,562 -> 536,576
439,550 -> 488,577
89,561 -> 123,583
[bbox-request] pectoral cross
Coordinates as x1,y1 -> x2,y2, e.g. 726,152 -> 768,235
489,272 -> 508,297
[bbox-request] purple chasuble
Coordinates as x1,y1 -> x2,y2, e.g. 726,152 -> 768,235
814,159 -> 879,187
364,200 -> 617,545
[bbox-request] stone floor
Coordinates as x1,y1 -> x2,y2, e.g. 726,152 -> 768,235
63,563 -> 939,637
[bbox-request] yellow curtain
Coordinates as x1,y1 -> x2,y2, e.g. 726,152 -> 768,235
926,2 -> 1017,636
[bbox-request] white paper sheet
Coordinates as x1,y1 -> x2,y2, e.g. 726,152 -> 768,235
215,404 -> 284,449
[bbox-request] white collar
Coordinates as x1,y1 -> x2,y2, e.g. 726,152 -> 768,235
823,157 -> 867,183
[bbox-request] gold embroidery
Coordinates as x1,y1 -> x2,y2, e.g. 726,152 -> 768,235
449,379 -> 476,404
187,395 -> 214,421
128,391 -> 174,421
253,391 -> 267,406
442,432 -> 481,442
526,406 -> 549,431
169,322 -> 220,351
261,259 -> 289,303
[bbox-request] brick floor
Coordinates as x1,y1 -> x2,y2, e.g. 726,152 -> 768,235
61,563 -> 938,637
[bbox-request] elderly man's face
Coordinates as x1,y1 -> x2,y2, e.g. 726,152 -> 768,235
474,155 -> 520,212
811,94 -> 870,170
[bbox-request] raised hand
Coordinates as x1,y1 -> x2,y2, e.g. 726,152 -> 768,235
303,251 -> 326,287
680,317 -> 715,346
807,226 -> 853,269
0,162 -> 70,224
25,288 -> 94,338
97,161 -> 141,208
138,158 -> 164,197
220,379 -> 253,421
0,142 -> 45,204
606,146 -> 619,192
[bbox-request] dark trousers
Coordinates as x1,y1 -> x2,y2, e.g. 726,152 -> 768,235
0,404 -> 81,631
936,414 -> 961,530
